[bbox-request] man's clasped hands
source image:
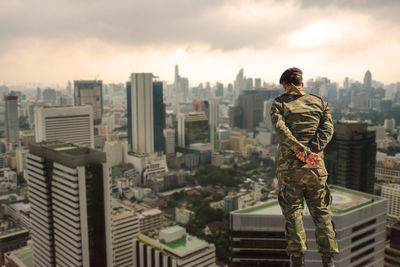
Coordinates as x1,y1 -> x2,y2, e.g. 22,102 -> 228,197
295,152 -> 321,167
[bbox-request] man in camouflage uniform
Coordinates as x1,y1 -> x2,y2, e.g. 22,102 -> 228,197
270,68 -> 339,267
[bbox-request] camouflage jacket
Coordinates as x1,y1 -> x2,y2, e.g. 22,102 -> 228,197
270,84 -> 334,171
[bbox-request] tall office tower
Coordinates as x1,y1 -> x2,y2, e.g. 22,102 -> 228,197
164,128 -> 176,155
177,112 -> 209,148
133,226 -> 215,267
234,68 -> 245,96
381,184 -> 400,219
384,223 -> 400,266
74,80 -> 103,125
228,106 -> 243,129
363,70 -> 372,93
27,142 -> 112,267
0,86 -> 8,137
209,101 -> 219,152
255,78 -> 262,88
216,82 -> 224,97
229,186 -> 386,267
237,91 -> 263,132
263,99 -> 274,131
325,121 -> 376,193
127,73 -> 165,154
36,87 -> 41,100
4,95 -> 19,151
42,88 -> 57,104
153,81 -> 166,152
111,204 -> 139,267
34,106 -> 94,148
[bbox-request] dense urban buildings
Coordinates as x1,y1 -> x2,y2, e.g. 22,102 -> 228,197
384,223 -> 400,266
229,186 -> 387,267
74,80 -> 103,124
381,184 -> 400,219
325,121 -> 377,193
27,142 -> 112,267
34,106 -> 94,148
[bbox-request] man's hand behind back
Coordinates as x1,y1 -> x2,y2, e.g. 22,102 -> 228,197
295,152 -> 321,167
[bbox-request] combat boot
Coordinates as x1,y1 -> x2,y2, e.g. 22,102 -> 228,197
290,253 -> 305,267
321,254 -> 335,267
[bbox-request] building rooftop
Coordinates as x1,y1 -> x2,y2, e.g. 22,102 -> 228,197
29,141 -> 106,168
236,186 -> 380,216
6,245 -> 33,267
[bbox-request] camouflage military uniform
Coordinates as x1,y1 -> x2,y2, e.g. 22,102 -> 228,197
270,84 -> 339,256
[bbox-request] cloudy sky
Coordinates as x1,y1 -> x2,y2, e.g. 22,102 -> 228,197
1,0 -> 400,86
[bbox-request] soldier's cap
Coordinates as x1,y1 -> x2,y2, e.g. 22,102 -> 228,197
279,67 -> 303,86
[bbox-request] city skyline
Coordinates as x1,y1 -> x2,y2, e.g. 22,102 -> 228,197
1,0 -> 400,85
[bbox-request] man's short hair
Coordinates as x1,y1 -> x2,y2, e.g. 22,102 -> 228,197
279,67 -> 303,86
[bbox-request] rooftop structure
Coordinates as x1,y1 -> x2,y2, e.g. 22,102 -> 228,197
134,226 -> 215,266
230,186 -> 387,267
4,245 -> 33,267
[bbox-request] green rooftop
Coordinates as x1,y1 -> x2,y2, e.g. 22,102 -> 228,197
236,186 -> 378,216
14,245 -> 33,267
160,235 -> 208,256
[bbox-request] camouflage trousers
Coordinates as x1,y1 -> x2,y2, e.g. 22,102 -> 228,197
277,168 -> 339,256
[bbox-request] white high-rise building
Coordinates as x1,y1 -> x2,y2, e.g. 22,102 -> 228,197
111,204 -> 139,267
133,226 -> 216,267
381,183 -> 400,218
4,95 -> 19,151
27,142 -> 112,267
209,101 -> 219,127
164,128 -> 176,155
384,118 -> 396,131
128,73 -> 154,154
34,106 -> 94,148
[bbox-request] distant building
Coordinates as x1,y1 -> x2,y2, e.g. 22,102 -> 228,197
209,101 -> 219,152
381,184 -> 400,219
177,112 -> 209,148
34,106 -> 94,148
384,118 -> 396,131
4,95 -> 19,151
229,186 -> 387,267
229,91 -> 263,132
42,88 -> 57,104
27,142 -> 112,267
74,80 -> 103,124
384,223 -> 400,266
133,225 -> 215,266
375,153 -> 400,183
164,128 -> 176,155
325,121 -> 376,193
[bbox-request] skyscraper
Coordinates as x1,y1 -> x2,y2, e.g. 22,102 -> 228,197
209,101 -> 219,151
363,70 -> 372,93
27,142 -> 112,267
153,81 -> 166,153
325,121 -> 376,193
74,80 -> 103,124
34,106 -> 94,148
127,73 -> 165,154
234,91 -> 264,132
4,95 -> 19,151
164,128 -> 176,155
177,112 -> 209,147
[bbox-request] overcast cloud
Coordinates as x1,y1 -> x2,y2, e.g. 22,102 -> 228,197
0,0 -> 399,85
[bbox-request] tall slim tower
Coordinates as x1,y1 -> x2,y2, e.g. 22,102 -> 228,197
4,95 -> 19,151
209,101 -> 219,152
27,142 -> 112,267
74,80 -> 103,125
127,73 -> 166,154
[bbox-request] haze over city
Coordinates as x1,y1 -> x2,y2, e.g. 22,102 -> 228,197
1,0 -> 400,85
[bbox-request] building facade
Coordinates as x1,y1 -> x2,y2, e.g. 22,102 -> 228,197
4,96 -> 19,151
34,106 -> 94,148
177,112 -> 209,148
74,80 -> 103,124
27,142 -> 112,267
325,121 -> 376,193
